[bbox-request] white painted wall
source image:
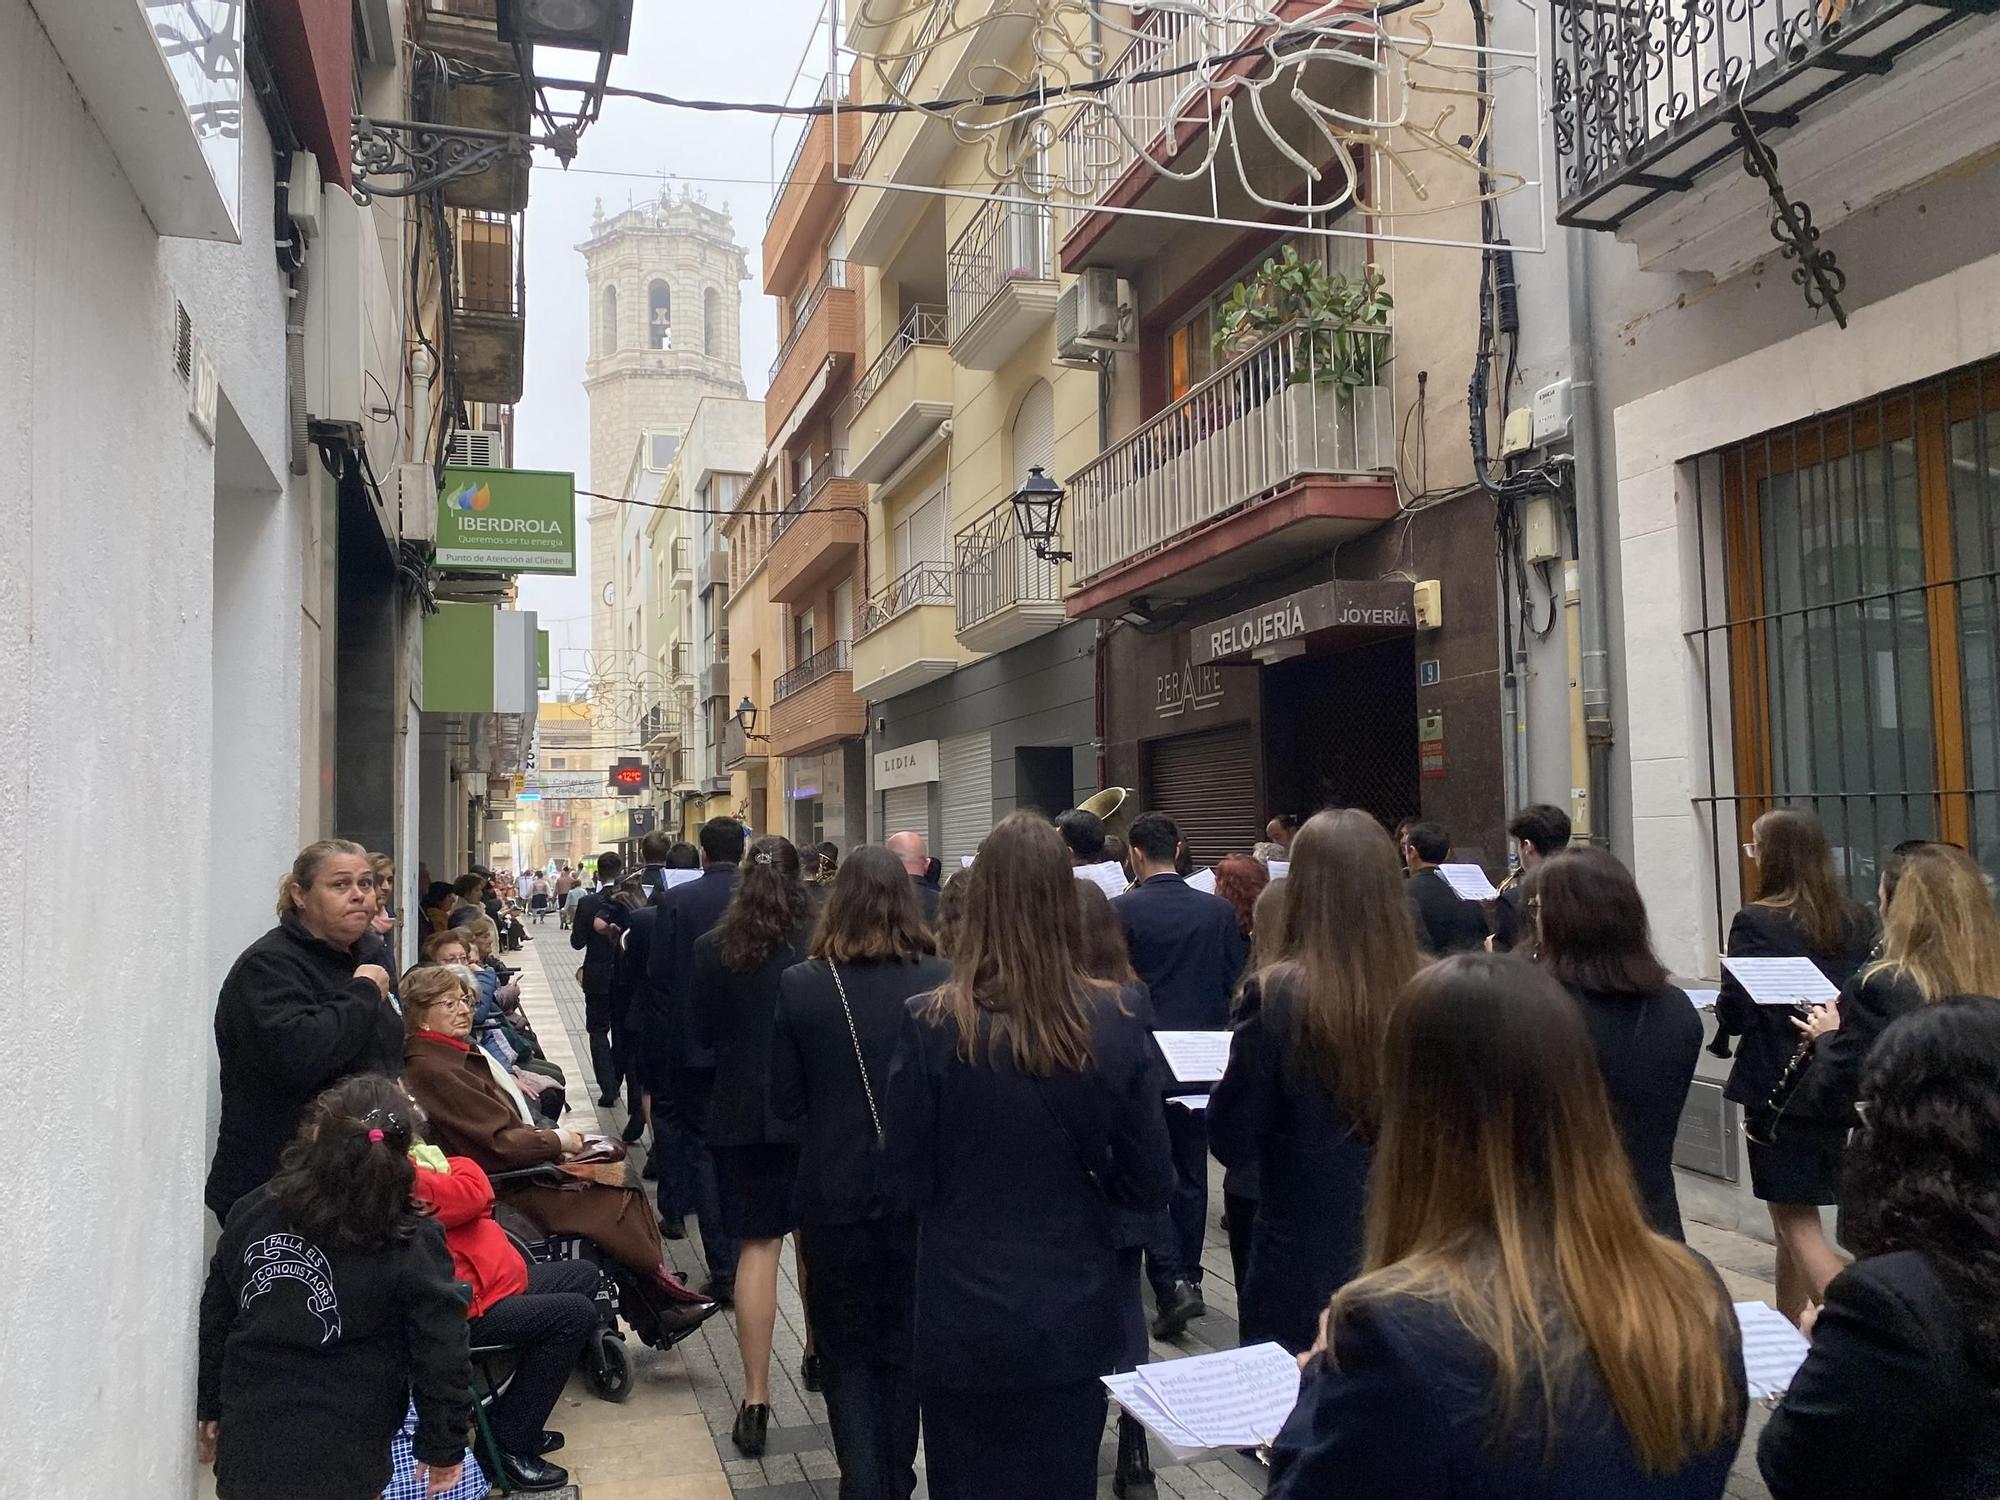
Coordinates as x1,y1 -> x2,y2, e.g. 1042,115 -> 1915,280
1,2 -> 306,1491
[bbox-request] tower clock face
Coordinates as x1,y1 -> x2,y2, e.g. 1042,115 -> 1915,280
601,581 -> 615,607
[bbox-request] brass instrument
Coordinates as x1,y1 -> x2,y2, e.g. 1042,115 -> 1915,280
1077,786 -> 1135,844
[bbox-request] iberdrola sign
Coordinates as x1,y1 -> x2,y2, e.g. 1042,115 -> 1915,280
436,465 -> 576,576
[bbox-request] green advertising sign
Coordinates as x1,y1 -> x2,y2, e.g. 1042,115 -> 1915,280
436,465 -> 576,575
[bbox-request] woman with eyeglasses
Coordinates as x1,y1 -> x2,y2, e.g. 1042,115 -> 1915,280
1759,1000 -> 2000,1500
1711,810 -> 1877,1320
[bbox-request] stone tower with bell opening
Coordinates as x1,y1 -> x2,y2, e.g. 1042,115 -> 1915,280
579,188 -> 748,677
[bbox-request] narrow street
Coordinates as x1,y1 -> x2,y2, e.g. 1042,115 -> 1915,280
510,929 -> 1782,1500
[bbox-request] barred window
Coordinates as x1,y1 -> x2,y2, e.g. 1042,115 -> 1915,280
1700,360 -> 2000,908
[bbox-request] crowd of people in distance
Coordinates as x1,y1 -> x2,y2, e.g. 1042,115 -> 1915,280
194,800 -> 2000,1500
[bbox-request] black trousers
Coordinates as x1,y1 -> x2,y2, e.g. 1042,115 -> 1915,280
657,1066 -> 735,1283
822,1356 -> 919,1500
922,1379 -> 1106,1500
583,983 -> 620,1101
1223,1189 -> 1258,1292
469,1259 -> 603,1453
1145,1103 -> 1210,1301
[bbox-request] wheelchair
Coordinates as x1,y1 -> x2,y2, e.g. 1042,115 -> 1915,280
489,1173 -> 714,1404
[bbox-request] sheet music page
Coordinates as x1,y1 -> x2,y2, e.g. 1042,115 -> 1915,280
1721,957 -> 1841,1006
1133,1343 -> 1302,1449
1685,988 -> 1721,1010
1735,1301 -> 1812,1399
1186,867 -> 1217,894
658,869 -> 703,891
1438,863 -> 1500,900
1266,860 -> 1289,879
1103,1372 -> 1208,1459
1153,1031 -> 1231,1085
1167,1094 -> 1209,1111
1075,862 -> 1130,899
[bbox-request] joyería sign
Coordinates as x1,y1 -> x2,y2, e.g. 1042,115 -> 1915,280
1191,580 -> 1415,664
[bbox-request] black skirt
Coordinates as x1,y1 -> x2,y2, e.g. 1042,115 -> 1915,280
714,1142 -> 799,1240
1744,1107 -> 1845,1206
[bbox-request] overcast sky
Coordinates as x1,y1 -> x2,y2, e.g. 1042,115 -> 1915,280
513,0 -> 829,682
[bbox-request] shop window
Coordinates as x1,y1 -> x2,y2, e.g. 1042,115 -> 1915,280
1707,359 -> 2000,902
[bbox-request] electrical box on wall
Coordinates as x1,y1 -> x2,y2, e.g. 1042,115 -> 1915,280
1501,407 -> 1535,455
1413,579 -> 1443,630
1533,379 -> 1573,445
1522,495 -> 1562,565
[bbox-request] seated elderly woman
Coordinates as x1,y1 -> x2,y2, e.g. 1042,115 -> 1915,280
398,964 -> 711,1321
422,928 -> 564,1123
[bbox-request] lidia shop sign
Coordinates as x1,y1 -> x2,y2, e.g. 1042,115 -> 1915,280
435,466 -> 577,575
1191,579 -> 1415,665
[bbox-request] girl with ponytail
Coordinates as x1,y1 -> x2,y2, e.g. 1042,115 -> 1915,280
197,1075 -> 475,1499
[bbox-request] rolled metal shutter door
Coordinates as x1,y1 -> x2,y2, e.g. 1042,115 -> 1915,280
938,731 -> 994,864
1144,725 -> 1258,869
879,782 -> 929,845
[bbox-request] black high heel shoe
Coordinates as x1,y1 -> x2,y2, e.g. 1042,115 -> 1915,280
732,1401 -> 770,1457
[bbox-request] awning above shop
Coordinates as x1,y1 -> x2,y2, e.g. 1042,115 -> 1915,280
1190,578 -> 1414,665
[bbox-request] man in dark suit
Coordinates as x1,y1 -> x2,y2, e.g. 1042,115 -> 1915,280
886,829 -> 941,922
643,816 -> 745,1296
1489,804 -> 1571,952
1113,811 -> 1249,1338
569,851 -> 628,1107
1402,820 -> 1489,955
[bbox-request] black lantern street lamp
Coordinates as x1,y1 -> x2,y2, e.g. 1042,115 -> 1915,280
1010,465 -> 1071,563
735,697 -> 770,741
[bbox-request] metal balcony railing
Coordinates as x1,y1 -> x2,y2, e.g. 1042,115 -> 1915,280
671,536 -> 693,575
1053,6 -> 1255,236
954,499 -> 1060,632
452,209 -> 523,317
946,198 -> 1052,341
1548,0 -> 1978,231
849,305 -> 948,420
857,559 -> 953,637
772,451 -> 849,540
767,76 -> 840,229
774,639 -> 852,701
850,0 -> 953,178
768,259 -> 849,384
1068,320 -> 1392,580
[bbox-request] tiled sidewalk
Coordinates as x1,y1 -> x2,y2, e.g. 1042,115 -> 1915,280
516,929 -> 1780,1500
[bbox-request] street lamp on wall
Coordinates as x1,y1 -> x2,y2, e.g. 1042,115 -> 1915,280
735,697 -> 771,740
1010,466 -> 1071,563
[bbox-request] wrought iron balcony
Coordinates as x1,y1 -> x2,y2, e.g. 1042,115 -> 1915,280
769,259 -> 849,385
954,499 -> 1064,651
857,560 -> 953,638
1550,0 -> 1985,233
775,639 -> 852,701
772,451 -> 849,540
849,305 -> 949,420
1068,320 -> 1392,583
451,208 -> 526,403
946,198 -> 1058,369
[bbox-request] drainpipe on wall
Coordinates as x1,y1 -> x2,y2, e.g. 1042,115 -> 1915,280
1565,230 -> 1616,846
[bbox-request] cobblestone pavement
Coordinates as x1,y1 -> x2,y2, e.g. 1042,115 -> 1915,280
517,928 -> 1779,1500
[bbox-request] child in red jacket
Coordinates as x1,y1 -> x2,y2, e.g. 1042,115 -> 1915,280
411,1147 -> 604,1492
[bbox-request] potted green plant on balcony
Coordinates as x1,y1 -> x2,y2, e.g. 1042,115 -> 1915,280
1212,246 -> 1393,477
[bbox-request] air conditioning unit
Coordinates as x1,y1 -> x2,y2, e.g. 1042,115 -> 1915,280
1055,267 -> 1129,363
447,426 -> 504,467
392,462 -> 437,544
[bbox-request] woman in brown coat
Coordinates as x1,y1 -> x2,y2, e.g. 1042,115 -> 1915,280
399,964 -> 710,1314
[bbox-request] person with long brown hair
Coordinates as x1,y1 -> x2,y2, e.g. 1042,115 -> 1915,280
692,833 -> 815,1457
1712,809 -> 1877,1318
771,845 -> 950,1500
1210,852 -> 1269,940
882,811 -> 1173,1500
1784,843 -> 2000,1163
1268,954 -> 1746,1498
1209,809 -> 1420,1352
1221,877 -> 1289,1295
1527,847 -> 1703,1239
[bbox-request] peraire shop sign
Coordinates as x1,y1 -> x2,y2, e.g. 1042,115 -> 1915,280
436,466 -> 577,575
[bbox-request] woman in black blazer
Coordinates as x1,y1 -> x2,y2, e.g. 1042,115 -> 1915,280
1710,810 -> 1876,1316
1787,844 -> 2000,1153
690,834 -> 813,1458
1210,809 -> 1420,1353
770,846 -> 950,1500
1760,1000 -> 2000,1500
882,812 -> 1174,1500
1269,954 -> 1746,1500
1528,847 -> 1703,1239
